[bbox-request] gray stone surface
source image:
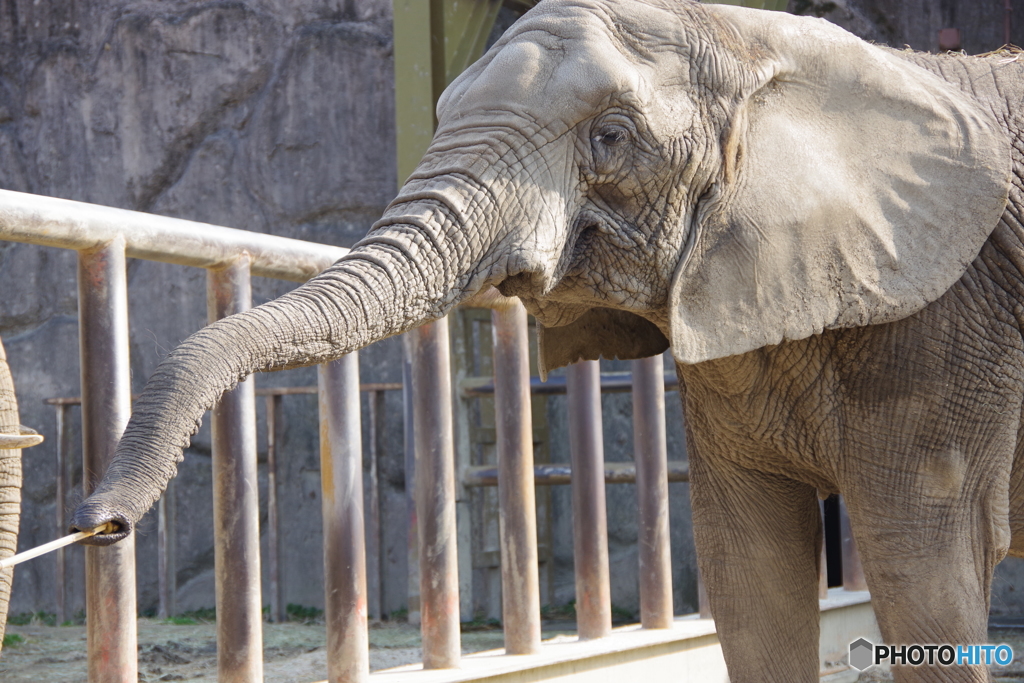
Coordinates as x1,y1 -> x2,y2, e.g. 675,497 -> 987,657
787,0 -> 1023,55
0,0 -> 402,619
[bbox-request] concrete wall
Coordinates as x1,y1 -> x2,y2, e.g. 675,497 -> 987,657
1,0 -> 1022,623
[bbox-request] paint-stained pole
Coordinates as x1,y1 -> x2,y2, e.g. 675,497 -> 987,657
632,355 -> 673,628
207,256 -> 263,683
566,360 -> 611,640
78,237 -> 138,683
319,355 -> 369,683
410,321 -> 461,668
492,302 -> 541,654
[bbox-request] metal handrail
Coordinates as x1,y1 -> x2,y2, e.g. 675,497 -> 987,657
0,188 -> 358,683
0,189 -> 348,280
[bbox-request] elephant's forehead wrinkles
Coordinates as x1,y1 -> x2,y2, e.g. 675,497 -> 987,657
448,37 -> 641,128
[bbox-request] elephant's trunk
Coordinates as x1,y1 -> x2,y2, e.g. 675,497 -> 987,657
70,192 -> 499,544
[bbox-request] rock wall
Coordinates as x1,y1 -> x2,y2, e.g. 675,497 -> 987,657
0,0 -> 407,618
790,0 -> 1022,53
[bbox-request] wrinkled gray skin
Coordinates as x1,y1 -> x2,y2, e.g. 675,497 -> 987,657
69,0 -> 1024,680
0,337 -> 30,654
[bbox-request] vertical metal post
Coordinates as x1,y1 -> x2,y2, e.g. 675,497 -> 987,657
266,394 -> 282,624
410,320 -> 460,668
207,256 -> 263,683
319,355 -> 369,683
54,403 -> 68,626
491,302 -> 541,654
402,343 -> 420,625
839,496 -> 867,591
155,491 -> 169,618
566,360 -> 611,640
157,475 -> 176,620
366,390 -> 383,622
631,354 -> 673,629
78,238 -> 138,683
819,500 -> 829,600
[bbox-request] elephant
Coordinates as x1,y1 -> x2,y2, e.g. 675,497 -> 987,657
67,0 -> 1023,680
0,336 -> 43,653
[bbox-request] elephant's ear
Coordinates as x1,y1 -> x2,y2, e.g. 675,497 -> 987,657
669,6 -> 1012,364
537,308 -> 668,379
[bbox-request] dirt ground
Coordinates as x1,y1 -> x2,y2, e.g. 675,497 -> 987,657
4,619 -> 1024,682
0,618 -> 528,683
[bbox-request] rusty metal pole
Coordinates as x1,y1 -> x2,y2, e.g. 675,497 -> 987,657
157,488 -> 170,619
54,403 -> 68,625
410,320 -> 461,668
266,394 -> 282,624
78,237 -> 138,683
839,496 -> 867,591
402,341 -> 420,626
631,354 -> 673,629
365,390 -> 383,622
319,354 -> 369,683
819,500 -> 829,599
207,256 -> 263,683
491,302 -> 541,654
566,360 -> 611,640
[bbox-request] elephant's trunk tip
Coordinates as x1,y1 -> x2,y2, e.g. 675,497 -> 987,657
68,500 -> 134,546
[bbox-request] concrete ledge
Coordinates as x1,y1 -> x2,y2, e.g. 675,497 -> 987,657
820,590 -> 880,681
354,589 -> 878,683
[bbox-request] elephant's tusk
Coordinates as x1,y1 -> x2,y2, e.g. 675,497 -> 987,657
0,426 -> 44,450
0,523 -> 116,570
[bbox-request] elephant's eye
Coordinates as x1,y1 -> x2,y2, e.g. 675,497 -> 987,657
593,125 -> 629,147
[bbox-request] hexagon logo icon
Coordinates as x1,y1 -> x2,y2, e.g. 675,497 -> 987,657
849,638 -> 874,671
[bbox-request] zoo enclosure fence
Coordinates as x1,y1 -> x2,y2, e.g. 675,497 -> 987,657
0,188 -> 866,683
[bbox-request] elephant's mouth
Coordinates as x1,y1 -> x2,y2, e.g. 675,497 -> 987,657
496,209 -> 643,320
547,211 -> 604,287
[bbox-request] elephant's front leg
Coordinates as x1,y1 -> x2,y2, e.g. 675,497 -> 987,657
690,450 -> 824,683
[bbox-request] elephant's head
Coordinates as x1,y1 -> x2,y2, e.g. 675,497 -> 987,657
70,0 -> 1010,541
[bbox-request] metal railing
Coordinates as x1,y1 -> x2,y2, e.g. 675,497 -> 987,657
0,188 -> 347,683
2,188 -> 866,683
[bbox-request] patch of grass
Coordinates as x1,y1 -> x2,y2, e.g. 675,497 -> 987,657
540,600 -> 576,622
538,601 -> 635,625
461,615 -> 501,632
285,604 -> 323,623
610,604 -> 635,624
160,607 -> 216,625
388,607 -> 408,622
61,610 -> 86,627
3,633 -> 25,647
8,611 -> 56,626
